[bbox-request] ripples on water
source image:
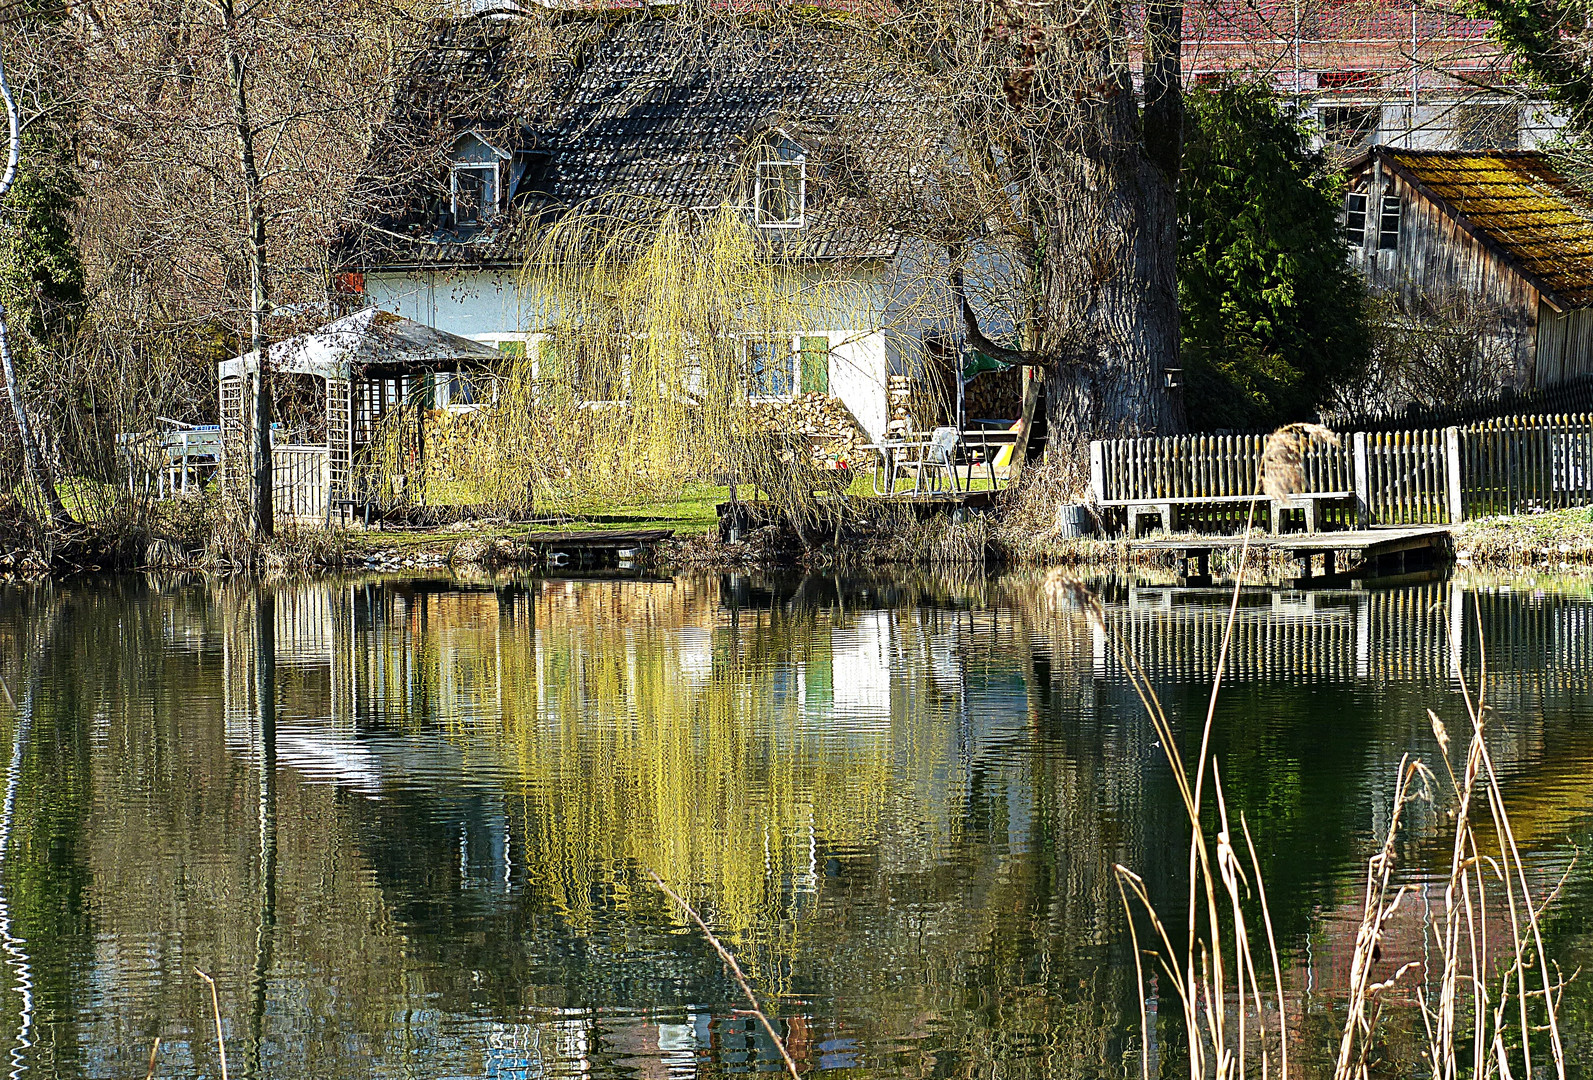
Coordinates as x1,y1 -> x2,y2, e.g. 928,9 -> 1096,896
0,571 -> 1587,1078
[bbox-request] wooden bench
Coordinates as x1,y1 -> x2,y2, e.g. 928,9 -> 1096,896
1109,491 -> 1358,537
1269,491 -> 1357,534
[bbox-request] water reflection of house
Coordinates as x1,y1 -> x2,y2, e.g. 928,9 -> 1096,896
815,609 -> 892,728
483,1010 -> 838,1079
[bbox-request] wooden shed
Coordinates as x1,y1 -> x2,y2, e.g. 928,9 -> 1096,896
219,309 -> 503,523
1344,148 -> 1593,388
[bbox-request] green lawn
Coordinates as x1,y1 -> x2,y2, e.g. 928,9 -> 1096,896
542,482 -> 729,535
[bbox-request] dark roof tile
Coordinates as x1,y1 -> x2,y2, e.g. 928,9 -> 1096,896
342,15 -> 915,269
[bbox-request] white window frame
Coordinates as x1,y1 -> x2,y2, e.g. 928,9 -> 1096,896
1344,191 -> 1368,247
755,160 -> 806,229
451,163 -> 498,225
1377,193 -> 1402,251
436,370 -> 499,412
746,336 -> 802,400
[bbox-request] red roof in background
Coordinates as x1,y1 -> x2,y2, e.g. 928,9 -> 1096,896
1173,0 -> 1508,87
1183,0 -> 1493,43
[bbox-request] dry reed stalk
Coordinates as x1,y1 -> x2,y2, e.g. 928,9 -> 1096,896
1067,423 -> 1346,1079
1048,420 -> 1569,1079
1325,600 -> 1570,1080
194,968 -> 228,1080
143,1036 -> 160,1080
1333,754 -> 1430,1080
1056,486 -> 1289,1077
647,870 -> 802,1080
1405,601 -> 1567,1080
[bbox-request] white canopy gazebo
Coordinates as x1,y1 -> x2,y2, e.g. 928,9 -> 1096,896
219,309 -> 504,523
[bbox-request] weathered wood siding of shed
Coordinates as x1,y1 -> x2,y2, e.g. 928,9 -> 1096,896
1349,170 -> 1540,387
1534,304 -> 1593,384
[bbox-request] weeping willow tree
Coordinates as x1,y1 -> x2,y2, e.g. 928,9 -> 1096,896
375,200 -> 874,531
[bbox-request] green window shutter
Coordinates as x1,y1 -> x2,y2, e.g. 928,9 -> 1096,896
537,339 -> 563,384
412,373 -> 435,409
805,642 -> 833,710
799,336 -> 829,394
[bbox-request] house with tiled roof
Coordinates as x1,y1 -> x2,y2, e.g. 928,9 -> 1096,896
1178,0 -> 1558,154
336,14 -> 937,443
1344,147 -> 1593,387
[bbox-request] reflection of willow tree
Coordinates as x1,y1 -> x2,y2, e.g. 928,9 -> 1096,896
362,580 -> 953,990
349,574 -> 1159,1072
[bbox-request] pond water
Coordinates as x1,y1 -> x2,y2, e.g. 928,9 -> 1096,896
0,569 -> 1589,1078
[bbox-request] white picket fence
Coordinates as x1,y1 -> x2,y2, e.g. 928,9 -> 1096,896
1090,413 -> 1593,527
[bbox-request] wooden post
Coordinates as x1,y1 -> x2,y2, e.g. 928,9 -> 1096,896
1089,440 -> 1106,502
1010,365 -> 1042,483
1444,425 -> 1463,524
1353,431 -> 1370,529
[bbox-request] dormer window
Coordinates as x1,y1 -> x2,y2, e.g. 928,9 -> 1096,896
756,159 -> 805,228
452,164 -> 497,225
447,131 -> 511,227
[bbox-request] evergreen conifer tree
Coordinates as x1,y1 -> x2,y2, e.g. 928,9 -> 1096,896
1178,83 -> 1370,431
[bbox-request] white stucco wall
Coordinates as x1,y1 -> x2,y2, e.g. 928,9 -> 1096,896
828,330 -> 889,442
366,270 -> 526,338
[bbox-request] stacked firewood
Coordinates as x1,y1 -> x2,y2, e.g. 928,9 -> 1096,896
887,374 -> 914,437
747,393 -> 873,466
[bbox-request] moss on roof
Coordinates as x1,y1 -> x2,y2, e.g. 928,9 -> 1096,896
1379,150 -> 1593,308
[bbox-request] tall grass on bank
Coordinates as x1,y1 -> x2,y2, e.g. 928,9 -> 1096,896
1335,654 -> 1567,1080
1045,422 -> 1567,1079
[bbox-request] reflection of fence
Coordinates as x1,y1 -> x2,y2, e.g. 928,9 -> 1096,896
1463,588 -> 1593,697
1098,583 -> 1593,691
1098,584 -> 1455,684
1091,412 -> 1593,527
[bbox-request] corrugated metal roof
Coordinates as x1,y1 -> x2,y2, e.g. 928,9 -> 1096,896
1372,150 -> 1593,309
341,17 -> 917,269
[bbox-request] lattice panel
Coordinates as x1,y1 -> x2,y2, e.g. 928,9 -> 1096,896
218,375 -> 247,499
326,376 -> 352,501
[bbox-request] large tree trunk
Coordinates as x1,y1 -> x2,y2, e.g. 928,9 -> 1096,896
222,0 -> 274,537
1037,152 -> 1182,443
1033,0 -> 1186,445
0,46 -> 69,528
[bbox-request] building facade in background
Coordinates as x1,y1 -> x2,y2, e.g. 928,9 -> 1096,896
1181,0 -> 1556,155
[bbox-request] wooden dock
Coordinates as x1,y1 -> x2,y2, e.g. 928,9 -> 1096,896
519,528 -> 674,569
1127,525 -> 1453,586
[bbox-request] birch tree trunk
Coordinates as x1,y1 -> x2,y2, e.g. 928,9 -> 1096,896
0,45 -> 68,528
218,0 -> 274,537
